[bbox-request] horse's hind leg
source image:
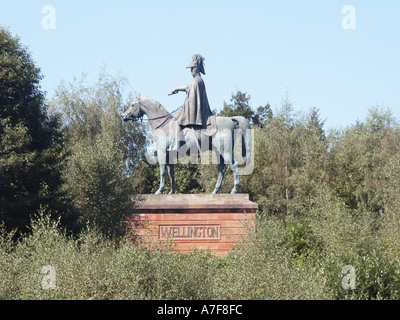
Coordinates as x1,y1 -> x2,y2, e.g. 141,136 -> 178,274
155,164 -> 166,194
229,157 -> 240,194
212,162 -> 226,194
167,164 -> 175,194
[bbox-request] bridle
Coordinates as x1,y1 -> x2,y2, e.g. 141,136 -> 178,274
127,100 -> 182,130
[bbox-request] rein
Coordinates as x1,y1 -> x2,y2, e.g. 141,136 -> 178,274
134,102 -> 182,129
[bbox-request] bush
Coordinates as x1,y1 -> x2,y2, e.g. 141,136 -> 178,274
213,215 -> 330,300
0,213 -> 220,300
320,249 -> 400,300
0,213 -> 330,300
2,209 -> 400,300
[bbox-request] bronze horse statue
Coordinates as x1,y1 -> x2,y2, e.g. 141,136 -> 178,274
122,95 -> 252,194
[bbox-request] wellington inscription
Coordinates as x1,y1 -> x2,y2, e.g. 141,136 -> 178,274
159,224 -> 221,241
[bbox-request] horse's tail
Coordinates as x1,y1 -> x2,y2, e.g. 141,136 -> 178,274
231,116 -> 252,166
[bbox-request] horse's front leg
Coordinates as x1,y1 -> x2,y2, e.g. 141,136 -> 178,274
155,163 -> 166,194
155,143 -> 168,195
212,162 -> 226,194
167,164 -> 175,194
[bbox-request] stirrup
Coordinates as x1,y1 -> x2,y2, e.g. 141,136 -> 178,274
167,143 -> 178,152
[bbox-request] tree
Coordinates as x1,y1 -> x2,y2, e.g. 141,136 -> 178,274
218,90 -> 272,127
50,72 -> 146,237
237,93 -> 330,217
219,91 -> 254,119
254,104 -> 273,128
0,28 -> 68,233
330,106 -> 400,214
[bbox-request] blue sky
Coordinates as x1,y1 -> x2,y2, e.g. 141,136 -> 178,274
1,0 -> 399,129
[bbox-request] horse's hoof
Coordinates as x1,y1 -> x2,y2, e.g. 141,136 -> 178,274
230,189 -> 237,194
212,190 -> 218,195
155,190 -> 162,195
169,190 -> 175,195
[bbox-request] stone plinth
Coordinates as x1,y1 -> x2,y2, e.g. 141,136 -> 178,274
126,194 -> 258,256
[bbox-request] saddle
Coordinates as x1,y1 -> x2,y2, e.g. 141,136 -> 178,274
173,109 -> 217,137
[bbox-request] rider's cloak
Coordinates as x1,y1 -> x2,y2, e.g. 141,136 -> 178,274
178,74 -> 213,128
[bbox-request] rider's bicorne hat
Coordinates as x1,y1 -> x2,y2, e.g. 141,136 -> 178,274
186,54 -> 205,75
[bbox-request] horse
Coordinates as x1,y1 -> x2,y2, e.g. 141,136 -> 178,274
122,95 -> 252,194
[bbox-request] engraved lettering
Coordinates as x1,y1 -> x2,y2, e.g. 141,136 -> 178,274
159,224 -> 221,240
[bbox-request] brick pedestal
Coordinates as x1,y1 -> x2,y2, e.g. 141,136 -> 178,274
126,194 -> 258,256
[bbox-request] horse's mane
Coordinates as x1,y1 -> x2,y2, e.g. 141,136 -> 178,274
140,96 -> 173,119
141,96 -> 164,110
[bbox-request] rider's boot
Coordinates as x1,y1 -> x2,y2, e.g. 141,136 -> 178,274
167,122 -> 180,152
168,138 -> 177,152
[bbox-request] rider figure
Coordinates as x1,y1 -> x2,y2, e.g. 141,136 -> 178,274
168,54 -> 213,151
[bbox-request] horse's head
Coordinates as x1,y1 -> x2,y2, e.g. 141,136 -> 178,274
122,95 -> 144,122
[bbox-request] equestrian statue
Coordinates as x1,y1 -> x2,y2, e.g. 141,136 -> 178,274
122,54 -> 252,194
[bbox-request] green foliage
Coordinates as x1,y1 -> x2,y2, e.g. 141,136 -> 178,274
148,161 -> 204,194
329,106 -> 400,213
214,215 -> 329,299
323,250 -> 400,300
0,27 -> 69,234
0,213 -> 329,300
218,90 -> 272,127
49,72 -> 146,238
63,128 -> 130,237
2,195 -> 400,300
284,214 -> 320,261
2,27 -> 400,300
171,162 -> 203,194
236,95 -> 329,218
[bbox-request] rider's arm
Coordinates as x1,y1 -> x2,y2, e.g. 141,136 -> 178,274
169,85 -> 188,95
